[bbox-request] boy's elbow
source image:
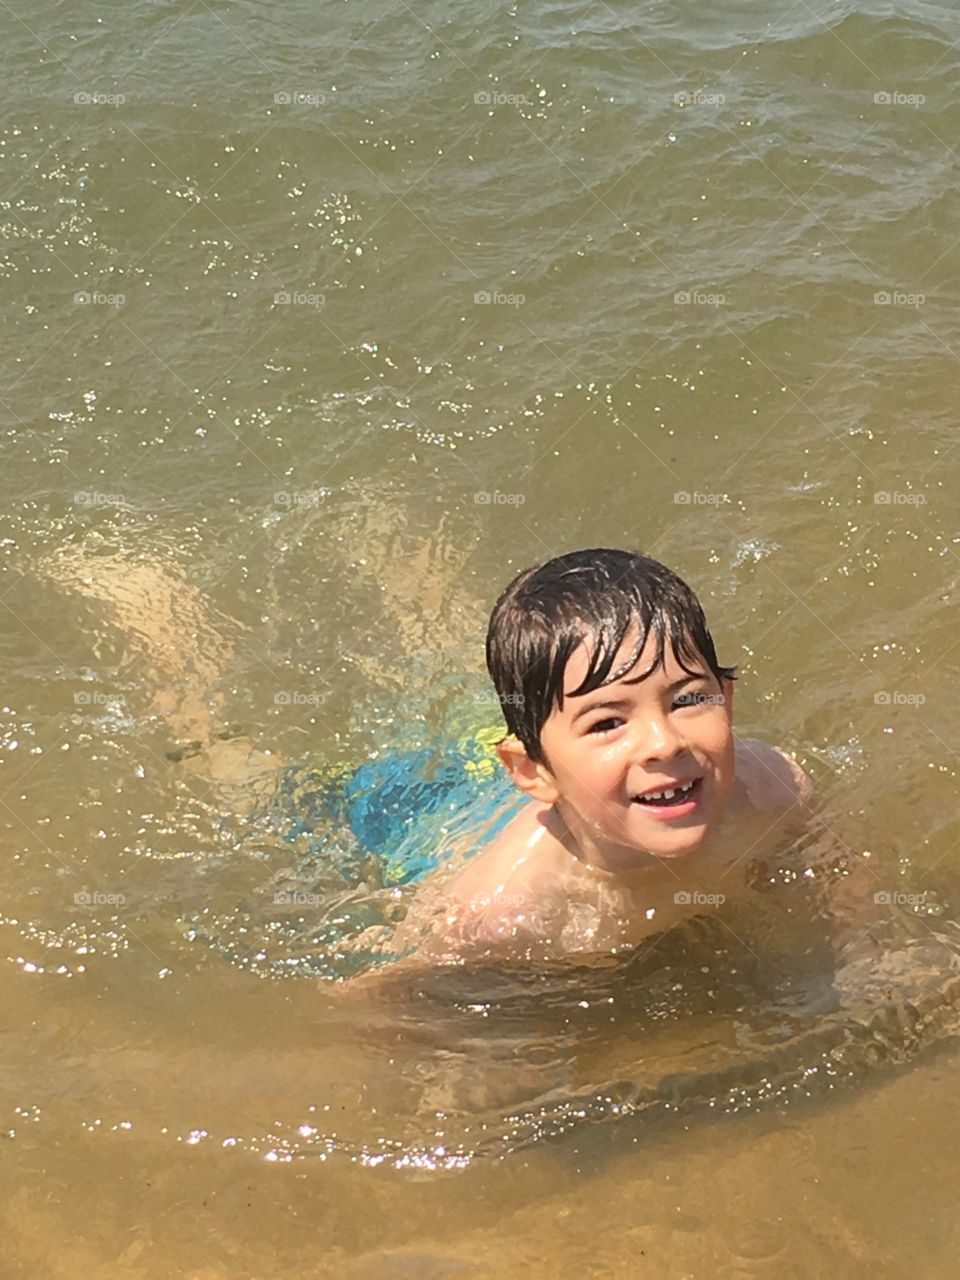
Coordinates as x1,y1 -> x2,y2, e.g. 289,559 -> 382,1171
738,738 -> 814,813
773,746 -> 814,808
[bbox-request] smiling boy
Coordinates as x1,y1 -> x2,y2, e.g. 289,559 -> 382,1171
385,548 -> 813,965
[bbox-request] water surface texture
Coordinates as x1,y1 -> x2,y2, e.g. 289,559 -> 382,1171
3,0 -> 960,1275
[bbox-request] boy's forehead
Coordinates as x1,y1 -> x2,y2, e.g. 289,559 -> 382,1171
561,624 -> 700,698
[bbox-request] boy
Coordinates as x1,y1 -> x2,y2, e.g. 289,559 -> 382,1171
379,548 -> 814,967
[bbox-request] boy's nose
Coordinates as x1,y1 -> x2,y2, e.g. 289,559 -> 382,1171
634,715 -> 685,765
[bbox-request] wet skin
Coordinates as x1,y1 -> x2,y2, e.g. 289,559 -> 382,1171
385,627 -> 814,965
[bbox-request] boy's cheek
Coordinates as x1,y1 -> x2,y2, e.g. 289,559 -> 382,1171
566,773 -> 626,820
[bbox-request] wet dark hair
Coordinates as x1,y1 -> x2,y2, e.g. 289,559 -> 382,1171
485,548 -> 736,764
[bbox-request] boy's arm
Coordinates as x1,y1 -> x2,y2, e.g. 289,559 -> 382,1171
823,851 -> 954,1008
333,879 -> 551,998
733,738 -> 814,816
734,743 -> 892,976
733,742 -> 886,977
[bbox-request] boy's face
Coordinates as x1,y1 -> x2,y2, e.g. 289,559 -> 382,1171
504,626 -> 735,863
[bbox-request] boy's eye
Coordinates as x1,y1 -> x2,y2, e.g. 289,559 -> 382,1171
587,716 -> 624,735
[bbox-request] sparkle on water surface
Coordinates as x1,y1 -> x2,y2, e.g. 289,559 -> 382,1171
2,0 -> 960,1273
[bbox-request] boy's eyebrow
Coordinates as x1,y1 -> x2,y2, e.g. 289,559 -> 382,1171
568,673 -> 706,721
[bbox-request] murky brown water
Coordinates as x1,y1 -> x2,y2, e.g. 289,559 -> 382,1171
3,0 -> 960,1273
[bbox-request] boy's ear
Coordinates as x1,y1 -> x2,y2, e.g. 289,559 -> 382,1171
496,736 -> 561,805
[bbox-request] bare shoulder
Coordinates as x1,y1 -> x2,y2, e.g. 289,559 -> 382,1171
732,738 -> 814,814
444,802 -> 555,900
388,803 -> 562,961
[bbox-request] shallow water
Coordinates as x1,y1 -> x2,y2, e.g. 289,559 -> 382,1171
3,0 -> 960,1273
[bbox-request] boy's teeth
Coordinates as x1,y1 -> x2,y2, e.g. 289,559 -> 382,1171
639,781 -> 693,802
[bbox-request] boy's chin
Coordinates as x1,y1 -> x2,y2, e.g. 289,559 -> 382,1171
627,823 -> 711,860
643,841 -> 704,859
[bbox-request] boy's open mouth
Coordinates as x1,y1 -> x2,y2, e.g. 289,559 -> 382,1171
631,777 -> 702,808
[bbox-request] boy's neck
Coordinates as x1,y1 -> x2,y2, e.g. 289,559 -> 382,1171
544,803 -> 707,880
